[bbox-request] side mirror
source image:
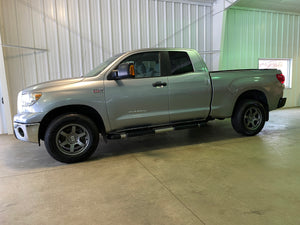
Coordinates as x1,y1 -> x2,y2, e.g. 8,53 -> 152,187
109,63 -> 135,80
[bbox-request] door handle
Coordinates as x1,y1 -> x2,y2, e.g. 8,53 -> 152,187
1,97 -> 3,104
152,81 -> 167,88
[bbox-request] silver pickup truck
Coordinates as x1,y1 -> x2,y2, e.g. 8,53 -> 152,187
14,48 -> 286,163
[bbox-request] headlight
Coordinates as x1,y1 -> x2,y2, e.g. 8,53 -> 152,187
17,92 -> 42,112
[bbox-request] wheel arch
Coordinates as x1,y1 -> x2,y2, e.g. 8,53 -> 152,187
233,90 -> 269,121
39,105 -> 105,141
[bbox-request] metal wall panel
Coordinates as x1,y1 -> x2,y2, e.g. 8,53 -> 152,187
0,0 -> 213,116
31,0 -> 50,83
0,0 -> 24,118
220,7 -> 300,107
67,0 -> 83,77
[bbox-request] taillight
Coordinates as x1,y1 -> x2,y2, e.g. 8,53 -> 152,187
276,73 -> 285,84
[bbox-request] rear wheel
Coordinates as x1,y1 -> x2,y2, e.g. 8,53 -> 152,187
45,114 -> 99,163
231,99 -> 266,136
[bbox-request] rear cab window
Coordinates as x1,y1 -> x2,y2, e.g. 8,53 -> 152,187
168,51 -> 194,75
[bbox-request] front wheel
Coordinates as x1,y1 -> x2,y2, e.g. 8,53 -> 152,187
231,99 -> 266,136
44,114 -> 99,163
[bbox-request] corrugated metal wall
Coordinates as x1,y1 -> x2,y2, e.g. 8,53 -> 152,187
0,0 -> 213,116
220,7 -> 300,108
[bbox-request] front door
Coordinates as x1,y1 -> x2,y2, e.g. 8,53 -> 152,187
105,51 -> 169,131
166,51 -> 211,122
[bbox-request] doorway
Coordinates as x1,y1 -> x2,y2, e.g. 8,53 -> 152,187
0,81 -> 7,134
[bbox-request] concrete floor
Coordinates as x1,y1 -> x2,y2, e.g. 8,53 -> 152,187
0,108 -> 300,225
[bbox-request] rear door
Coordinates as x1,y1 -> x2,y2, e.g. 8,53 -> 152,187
166,51 -> 211,122
105,51 -> 169,131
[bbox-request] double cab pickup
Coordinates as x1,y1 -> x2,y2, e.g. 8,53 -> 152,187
14,48 -> 286,163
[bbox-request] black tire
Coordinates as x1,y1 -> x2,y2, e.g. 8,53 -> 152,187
231,99 -> 266,136
44,114 -> 99,163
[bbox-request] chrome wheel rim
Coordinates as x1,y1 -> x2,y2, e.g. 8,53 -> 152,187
55,124 -> 90,156
243,106 -> 263,131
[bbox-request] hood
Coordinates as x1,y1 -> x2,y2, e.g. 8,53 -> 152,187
23,77 -> 84,92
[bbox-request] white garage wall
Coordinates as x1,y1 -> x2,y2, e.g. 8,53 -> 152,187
0,28 -> 13,134
0,0 -> 213,118
220,7 -> 300,108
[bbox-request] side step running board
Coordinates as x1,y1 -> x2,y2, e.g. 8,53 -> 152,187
155,127 -> 174,133
107,121 -> 207,140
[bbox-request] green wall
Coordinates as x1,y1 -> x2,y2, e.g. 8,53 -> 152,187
220,7 -> 300,107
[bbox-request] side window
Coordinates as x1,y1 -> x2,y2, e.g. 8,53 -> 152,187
121,52 -> 160,78
168,52 -> 194,75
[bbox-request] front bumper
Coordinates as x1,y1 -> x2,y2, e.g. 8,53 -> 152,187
277,97 -> 287,108
14,122 -> 40,143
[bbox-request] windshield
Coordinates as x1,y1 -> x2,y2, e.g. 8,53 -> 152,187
83,53 -> 122,77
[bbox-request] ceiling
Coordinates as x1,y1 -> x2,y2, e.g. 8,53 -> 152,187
233,0 -> 300,14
